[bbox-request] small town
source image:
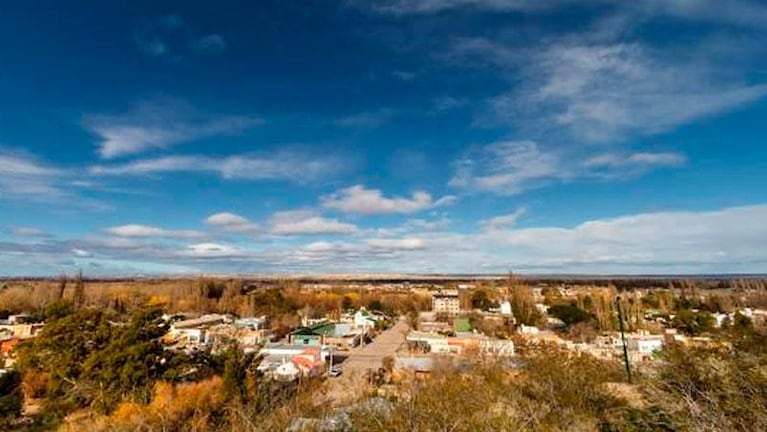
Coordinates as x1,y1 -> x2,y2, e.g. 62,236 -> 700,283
3,1 -> 767,431
2,275 -> 766,430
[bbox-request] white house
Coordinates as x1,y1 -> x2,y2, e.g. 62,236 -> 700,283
354,309 -> 378,330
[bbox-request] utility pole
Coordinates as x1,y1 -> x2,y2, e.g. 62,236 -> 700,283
615,296 -> 632,384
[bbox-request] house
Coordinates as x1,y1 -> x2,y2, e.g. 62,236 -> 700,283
627,336 -> 664,356
324,322 -> 364,350
233,316 -> 268,330
257,344 -> 326,381
289,321 -> 337,346
171,313 -> 231,329
0,323 -> 44,339
405,331 -> 514,357
432,290 -> 460,315
353,308 -> 379,330
517,325 -> 539,335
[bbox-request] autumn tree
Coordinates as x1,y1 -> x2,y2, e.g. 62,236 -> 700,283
509,279 -> 541,326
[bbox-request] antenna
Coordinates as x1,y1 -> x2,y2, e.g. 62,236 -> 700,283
615,296 -> 632,384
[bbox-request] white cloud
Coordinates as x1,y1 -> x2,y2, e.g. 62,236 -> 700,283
83,98 -> 262,159
322,185 -> 454,214
269,210 -> 358,235
478,204 -> 767,272
71,248 -> 92,257
367,237 -> 426,250
105,224 -> 204,239
182,243 -> 246,258
450,140 -> 686,195
481,208 -> 527,230
205,212 -> 259,233
3,205 -> 767,275
89,150 -> 345,183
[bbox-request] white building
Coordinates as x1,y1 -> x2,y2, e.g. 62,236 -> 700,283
432,290 -> 460,314
500,300 -> 513,316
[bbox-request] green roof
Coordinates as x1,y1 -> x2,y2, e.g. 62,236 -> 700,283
291,321 -> 336,336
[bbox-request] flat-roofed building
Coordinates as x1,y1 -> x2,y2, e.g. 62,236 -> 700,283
432,290 -> 460,314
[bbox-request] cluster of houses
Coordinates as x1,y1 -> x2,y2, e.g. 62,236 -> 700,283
162,313 -> 273,354
255,308 -> 388,381
0,314 -> 44,367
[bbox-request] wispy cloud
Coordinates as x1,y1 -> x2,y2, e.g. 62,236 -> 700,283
89,150 -> 346,184
334,109 -> 393,128
484,41 -> 767,142
450,140 -> 686,195
585,152 -> 686,169
391,70 -> 417,81
322,185 -> 455,214
83,98 -> 262,159
134,15 -> 228,59
0,151 -> 65,200
481,208 -> 527,230
105,224 -> 204,239
133,15 -> 187,57
366,0 -> 767,28
193,34 -> 227,54
366,0 -> 554,15
268,210 -> 358,235
9,227 -> 50,237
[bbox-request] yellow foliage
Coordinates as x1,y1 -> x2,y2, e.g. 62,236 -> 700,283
147,295 -> 169,306
63,377 -> 227,432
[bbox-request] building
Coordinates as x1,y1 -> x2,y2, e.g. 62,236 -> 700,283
289,321 -> 337,346
257,344 -> 326,381
406,331 -> 514,357
500,300 -> 513,316
432,290 -> 460,315
353,308 -> 379,330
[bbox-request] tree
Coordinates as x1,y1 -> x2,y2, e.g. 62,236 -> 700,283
0,370 -> 22,427
221,345 -> 247,403
341,295 -> 354,311
510,282 -> 541,326
673,309 -> 714,336
17,307 -> 180,416
548,302 -> 593,327
470,290 -> 497,311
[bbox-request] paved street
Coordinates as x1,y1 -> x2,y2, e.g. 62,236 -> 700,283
324,317 -> 409,405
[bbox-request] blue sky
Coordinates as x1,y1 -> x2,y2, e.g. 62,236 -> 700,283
2,0 -> 767,276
